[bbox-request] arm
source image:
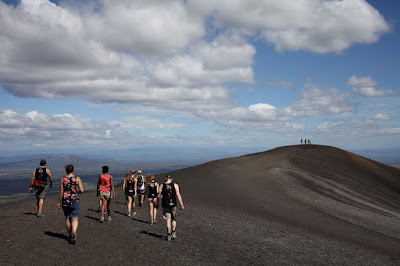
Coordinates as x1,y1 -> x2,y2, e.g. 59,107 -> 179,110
29,170 -> 35,192
57,177 -> 64,209
143,184 -> 148,199
157,184 -> 163,199
174,183 -> 184,210
97,175 -> 101,189
157,184 -> 163,209
47,169 -> 53,187
77,177 -> 84,193
110,176 -> 115,198
134,178 -> 138,196
122,178 -> 126,190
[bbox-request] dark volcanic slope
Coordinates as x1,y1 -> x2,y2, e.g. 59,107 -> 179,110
1,145 -> 399,265
169,144 -> 400,260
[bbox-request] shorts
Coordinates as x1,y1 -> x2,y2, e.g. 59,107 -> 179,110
35,186 -> 48,200
137,189 -> 145,196
148,198 -> 157,205
163,206 -> 177,221
62,201 -> 81,218
100,191 -> 112,200
125,191 -> 136,198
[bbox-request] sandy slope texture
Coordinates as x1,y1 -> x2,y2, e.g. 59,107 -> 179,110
0,145 -> 399,265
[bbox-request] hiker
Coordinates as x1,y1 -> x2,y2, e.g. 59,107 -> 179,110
29,159 -> 53,217
301,138 -> 303,144
144,174 -> 159,225
123,170 -> 137,217
58,164 -> 84,244
158,174 -> 184,241
123,171 -> 130,204
137,170 -> 146,207
97,165 -> 115,223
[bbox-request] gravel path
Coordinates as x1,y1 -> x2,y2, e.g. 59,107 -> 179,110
1,145 -> 399,265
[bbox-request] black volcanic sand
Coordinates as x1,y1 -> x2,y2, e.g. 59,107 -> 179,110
1,145 -> 400,265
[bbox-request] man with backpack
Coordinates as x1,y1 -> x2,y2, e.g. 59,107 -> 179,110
29,159 -> 53,217
136,170 -> 146,207
158,174 -> 184,241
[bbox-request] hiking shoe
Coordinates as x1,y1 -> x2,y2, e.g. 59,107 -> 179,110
70,233 -> 76,245
172,232 -> 177,240
132,212 -> 136,217
128,213 -> 131,217
107,216 -> 112,222
167,234 -> 172,241
100,217 -> 105,223
153,220 -> 157,224
36,212 -> 44,217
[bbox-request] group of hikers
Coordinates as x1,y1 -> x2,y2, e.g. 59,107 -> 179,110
301,138 -> 312,144
29,160 -> 184,244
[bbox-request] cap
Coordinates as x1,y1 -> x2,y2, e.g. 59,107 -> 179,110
138,170 -> 142,174
166,174 -> 173,179
40,159 -> 46,166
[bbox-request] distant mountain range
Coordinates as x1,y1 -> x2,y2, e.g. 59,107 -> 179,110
0,145 -> 398,165
0,146 -> 269,164
0,145 -> 398,181
0,154 -> 190,181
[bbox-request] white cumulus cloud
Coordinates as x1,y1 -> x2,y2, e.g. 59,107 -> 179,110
373,113 -> 390,120
347,75 -> 397,97
282,88 -> 354,117
0,109 -> 120,144
187,0 -> 390,53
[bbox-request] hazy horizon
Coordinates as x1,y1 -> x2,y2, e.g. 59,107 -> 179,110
1,144 -> 399,167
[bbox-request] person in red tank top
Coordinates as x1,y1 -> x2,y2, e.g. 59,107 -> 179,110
97,165 -> 115,223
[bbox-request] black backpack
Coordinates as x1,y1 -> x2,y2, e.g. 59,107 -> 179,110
137,175 -> 144,187
34,167 -> 48,188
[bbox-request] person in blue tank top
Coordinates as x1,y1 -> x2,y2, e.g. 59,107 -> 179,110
157,174 -> 184,241
57,164 -> 84,244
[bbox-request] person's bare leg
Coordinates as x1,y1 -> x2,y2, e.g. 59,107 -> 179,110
71,218 -> 79,234
107,199 -> 112,220
171,218 -> 178,239
172,220 -> 177,232
70,218 -> 78,244
149,202 -> 154,224
65,217 -> 72,242
38,199 -> 44,213
166,218 -> 172,234
132,197 -> 136,215
65,217 -> 71,233
101,198 -> 106,221
127,196 -> 132,216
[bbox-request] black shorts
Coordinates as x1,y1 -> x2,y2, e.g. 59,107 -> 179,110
125,191 -> 135,198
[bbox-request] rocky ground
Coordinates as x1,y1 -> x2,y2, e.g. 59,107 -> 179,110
1,145 -> 399,265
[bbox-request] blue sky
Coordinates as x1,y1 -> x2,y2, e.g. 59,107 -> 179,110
0,0 -> 399,154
